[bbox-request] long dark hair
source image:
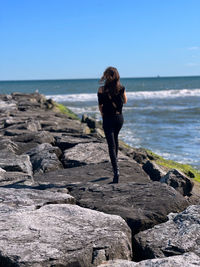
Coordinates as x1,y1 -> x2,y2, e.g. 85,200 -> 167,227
100,66 -> 122,95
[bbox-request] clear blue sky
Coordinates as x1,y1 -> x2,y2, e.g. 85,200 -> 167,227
0,0 -> 200,80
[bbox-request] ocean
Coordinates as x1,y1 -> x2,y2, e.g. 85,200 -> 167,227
0,76 -> 200,170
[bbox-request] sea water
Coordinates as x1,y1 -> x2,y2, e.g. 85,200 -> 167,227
0,76 -> 200,170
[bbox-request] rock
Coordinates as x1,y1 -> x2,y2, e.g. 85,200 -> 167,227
0,187 -> 75,209
41,118 -> 86,134
4,128 -> 35,136
11,92 -> 47,111
143,160 -> 167,181
4,118 -> 42,132
0,99 -> 17,113
97,252 -> 200,266
0,94 -> 12,101
0,203 -> 132,266
0,150 -> 32,177
133,205 -> 200,261
11,130 -> 55,144
129,149 -> 150,165
55,134 -> 100,151
95,127 -> 105,138
0,172 -> 33,186
27,143 -> 63,174
62,142 -> 131,168
34,161 -> 150,186
67,182 -> 189,235
0,167 -> 6,180
82,114 -> 102,129
13,141 -> 40,155
188,180 -> 200,205
0,138 -> 19,153
160,169 -> 194,196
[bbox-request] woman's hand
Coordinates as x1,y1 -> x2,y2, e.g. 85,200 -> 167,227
98,104 -> 103,117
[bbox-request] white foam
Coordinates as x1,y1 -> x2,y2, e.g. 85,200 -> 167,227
126,88 -> 200,100
46,88 -> 200,102
46,93 -> 97,102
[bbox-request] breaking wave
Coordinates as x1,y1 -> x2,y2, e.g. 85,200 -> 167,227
46,88 -> 200,102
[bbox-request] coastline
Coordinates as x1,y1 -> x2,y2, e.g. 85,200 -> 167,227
56,102 -> 200,183
0,92 -> 200,266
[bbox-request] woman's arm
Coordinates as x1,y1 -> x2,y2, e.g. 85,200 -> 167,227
123,90 -> 127,104
98,87 -> 104,116
98,104 -> 103,117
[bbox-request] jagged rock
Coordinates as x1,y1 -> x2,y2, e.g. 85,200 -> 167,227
62,142 -> 131,168
188,181 -> 200,205
0,99 -> 17,113
133,205 -> 200,261
0,94 -> 12,101
0,172 -> 33,186
0,138 -> 19,153
95,127 -> 105,138
11,130 -> 55,144
82,114 -> 102,129
41,118 -> 86,134
4,129 -> 34,136
34,161 -> 150,187
143,160 -> 167,181
0,203 -> 132,266
55,134 -> 100,151
13,141 -> 40,155
129,148 -> 151,164
0,167 -> 6,180
0,187 -> 75,210
97,252 -> 200,266
67,182 -> 189,235
11,92 -> 47,111
27,143 -> 63,174
4,118 -> 41,132
160,169 -> 194,196
0,150 -> 32,177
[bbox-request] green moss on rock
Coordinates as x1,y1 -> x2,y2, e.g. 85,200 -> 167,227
145,149 -> 200,182
54,103 -> 80,120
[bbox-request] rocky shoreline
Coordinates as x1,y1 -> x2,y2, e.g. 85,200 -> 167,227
0,92 -> 200,266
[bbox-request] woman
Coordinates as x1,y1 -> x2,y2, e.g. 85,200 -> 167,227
97,67 -> 127,183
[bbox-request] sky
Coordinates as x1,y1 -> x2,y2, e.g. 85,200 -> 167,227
0,0 -> 200,80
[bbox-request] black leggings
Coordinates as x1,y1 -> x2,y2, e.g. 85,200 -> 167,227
103,114 -> 124,171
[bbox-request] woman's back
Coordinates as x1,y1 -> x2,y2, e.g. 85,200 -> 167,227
98,86 -> 125,116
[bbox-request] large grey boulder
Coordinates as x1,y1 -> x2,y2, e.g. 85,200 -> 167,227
82,114 -> 102,129
0,138 -> 19,153
67,182 -> 189,235
0,172 -> 33,186
0,150 -> 32,177
133,205 -> 200,260
4,119 -> 42,132
0,187 -> 75,210
41,117 -> 87,134
0,99 -> 17,113
55,133 -> 100,151
34,161 -> 150,186
62,142 -> 131,168
160,169 -> 194,196
0,167 -> 6,180
143,160 -> 167,181
0,203 -> 132,266
97,252 -> 200,266
27,143 -> 63,174
11,130 -> 55,144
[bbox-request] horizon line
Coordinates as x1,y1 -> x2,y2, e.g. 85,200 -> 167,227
0,74 -> 200,82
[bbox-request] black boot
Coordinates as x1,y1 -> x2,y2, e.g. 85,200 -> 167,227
112,168 -> 119,183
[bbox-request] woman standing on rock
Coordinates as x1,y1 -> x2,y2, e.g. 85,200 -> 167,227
97,67 -> 127,183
